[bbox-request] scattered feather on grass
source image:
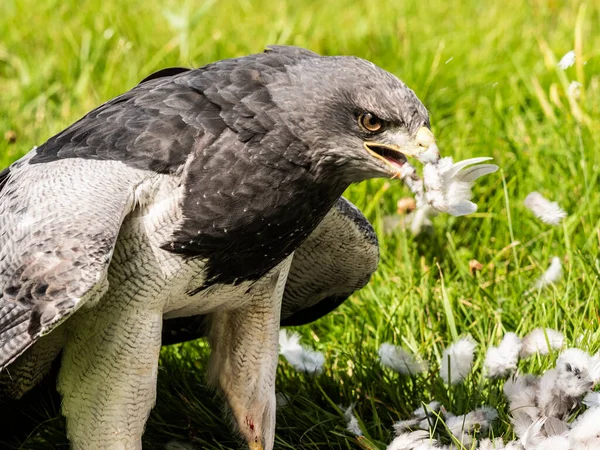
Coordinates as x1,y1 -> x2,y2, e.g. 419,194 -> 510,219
501,347 -> 599,448
342,404 -> 362,436
537,348 -> 594,418
379,343 -> 429,375
583,391 -> 600,408
278,330 -> 325,374
406,205 -> 437,235
520,327 -> 565,357
504,375 -> 539,437
440,336 -> 477,384
567,80 -> 582,99
385,333 -> 597,450
520,419 -> 545,449
523,192 -> 567,225
393,418 -> 423,434
445,406 -> 498,447
413,401 -> 441,419
557,50 -> 576,70
484,332 -> 522,378
556,349 -> 595,394
590,352 -> 600,384
478,437 -> 512,449
532,256 -> 563,290
394,402 -> 442,434
536,435 -> 570,450
276,392 -> 290,408
391,405 -> 498,448
387,430 -> 437,450
387,341 -> 598,449
569,406 -> 600,445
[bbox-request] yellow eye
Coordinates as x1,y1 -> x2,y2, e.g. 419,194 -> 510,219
359,112 -> 384,132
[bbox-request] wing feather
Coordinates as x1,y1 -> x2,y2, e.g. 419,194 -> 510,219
0,154 -> 154,370
280,197 -> 379,325
0,47 -> 330,363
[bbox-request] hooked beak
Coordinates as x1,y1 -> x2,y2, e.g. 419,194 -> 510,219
407,127 -> 441,164
364,127 -> 441,176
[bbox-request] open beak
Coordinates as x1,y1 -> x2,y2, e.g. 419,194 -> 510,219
364,127 -> 441,176
364,142 -> 408,175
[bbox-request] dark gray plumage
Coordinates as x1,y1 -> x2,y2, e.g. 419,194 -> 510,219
0,46 -> 435,450
161,196 -> 379,344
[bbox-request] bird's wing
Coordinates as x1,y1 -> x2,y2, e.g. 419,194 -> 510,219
0,69 -> 224,371
31,53 -> 323,286
0,70 -> 223,370
161,197 -> 379,344
0,49 -> 318,368
280,196 -> 379,326
0,152 -> 161,370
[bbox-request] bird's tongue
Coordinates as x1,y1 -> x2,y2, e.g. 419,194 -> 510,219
384,155 -> 405,170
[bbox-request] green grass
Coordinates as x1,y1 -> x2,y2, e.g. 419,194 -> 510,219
1,0 -> 599,448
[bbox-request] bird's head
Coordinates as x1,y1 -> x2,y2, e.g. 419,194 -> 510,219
265,49 -> 439,183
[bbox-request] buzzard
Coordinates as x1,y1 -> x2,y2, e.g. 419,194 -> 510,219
0,46 -> 437,449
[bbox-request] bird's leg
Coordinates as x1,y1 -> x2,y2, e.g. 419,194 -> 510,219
57,291 -> 164,450
207,257 -> 292,450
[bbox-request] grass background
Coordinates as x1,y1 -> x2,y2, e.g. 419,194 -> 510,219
1,0 -> 599,448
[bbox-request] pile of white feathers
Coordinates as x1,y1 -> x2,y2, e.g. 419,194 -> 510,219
383,330 -> 600,450
278,327 -> 600,449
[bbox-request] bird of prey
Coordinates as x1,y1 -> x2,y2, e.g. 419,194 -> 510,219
0,45 -> 438,450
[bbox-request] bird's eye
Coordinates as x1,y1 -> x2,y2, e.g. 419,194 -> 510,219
358,112 -> 384,133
